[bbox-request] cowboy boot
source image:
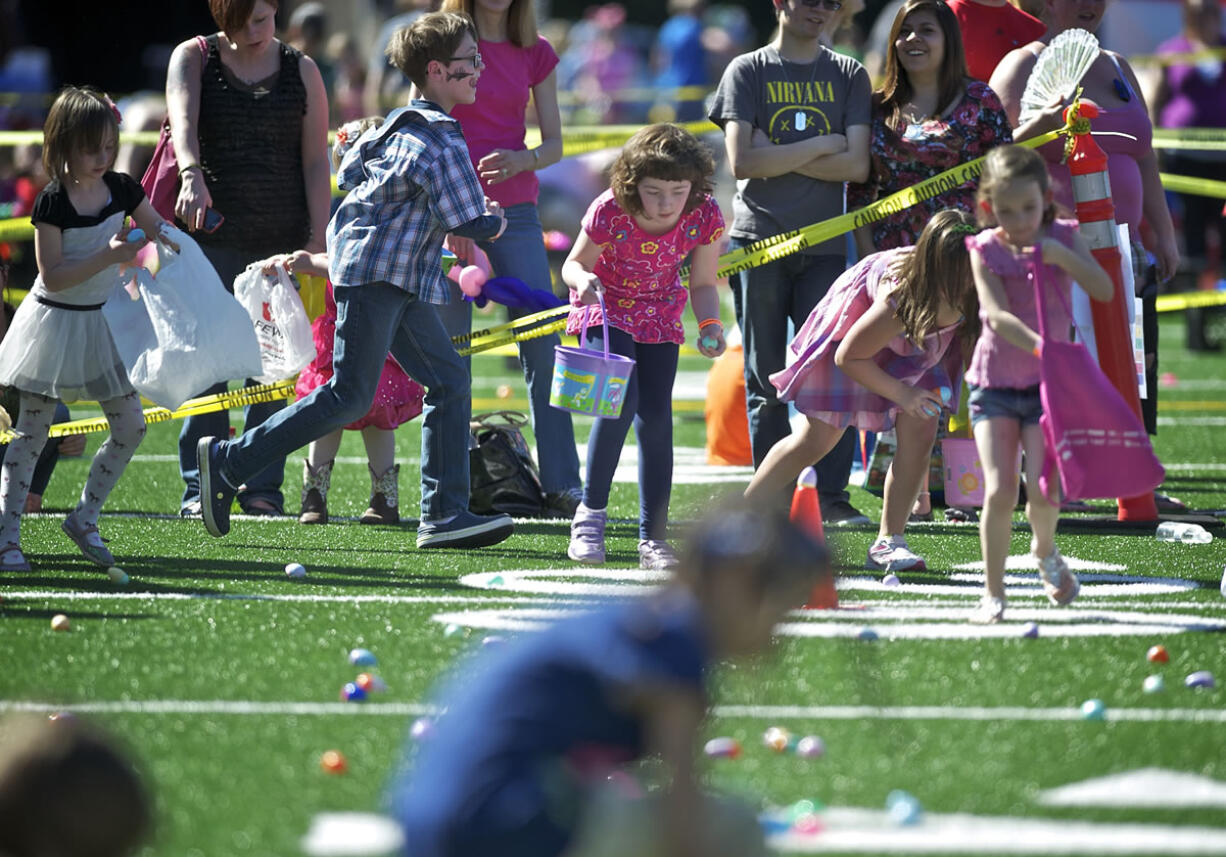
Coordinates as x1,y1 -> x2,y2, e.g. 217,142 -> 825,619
360,463 -> 399,525
299,459 -> 332,525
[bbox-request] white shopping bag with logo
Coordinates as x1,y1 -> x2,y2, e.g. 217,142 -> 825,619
233,263 -> 315,383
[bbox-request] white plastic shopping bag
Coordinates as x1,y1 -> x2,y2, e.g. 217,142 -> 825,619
103,225 -> 262,409
233,263 -> 316,383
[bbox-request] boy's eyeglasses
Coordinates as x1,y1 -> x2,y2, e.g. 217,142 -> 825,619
797,0 -> 844,9
447,52 -> 484,69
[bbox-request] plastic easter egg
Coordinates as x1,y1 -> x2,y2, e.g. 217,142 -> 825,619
107,566 -> 129,585
858,628 -> 879,641
443,623 -> 463,638
882,573 -> 901,587
1146,644 -> 1169,664
355,673 -> 386,693
1080,698 -> 1106,720
700,335 -> 719,350
795,735 -> 825,759
482,635 -> 504,648
703,737 -> 741,759
1142,674 -> 1165,693
1021,622 -> 1039,639
285,562 -> 307,579
762,726 -> 791,752
341,682 -> 367,702
886,790 -> 923,826
50,614 -> 70,632
938,385 -> 952,403
127,228 -> 145,242
792,813 -> 824,835
1185,670 -> 1216,689
320,750 -> 347,773
458,265 -> 487,296
348,648 -> 377,667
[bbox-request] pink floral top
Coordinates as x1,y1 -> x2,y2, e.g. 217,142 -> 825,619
566,189 -> 724,344
847,81 -> 1012,250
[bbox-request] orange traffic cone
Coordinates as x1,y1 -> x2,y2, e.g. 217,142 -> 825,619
790,467 -> 838,609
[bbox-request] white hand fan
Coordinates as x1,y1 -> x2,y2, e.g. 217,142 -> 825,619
1018,28 -> 1100,122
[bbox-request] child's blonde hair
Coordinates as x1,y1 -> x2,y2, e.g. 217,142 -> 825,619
889,208 -> 981,354
975,144 -> 1057,228
608,123 -> 714,218
42,86 -> 119,182
439,0 -> 539,48
386,11 -> 477,91
331,116 -> 384,171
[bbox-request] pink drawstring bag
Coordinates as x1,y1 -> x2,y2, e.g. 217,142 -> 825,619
1032,249 -> 1165,503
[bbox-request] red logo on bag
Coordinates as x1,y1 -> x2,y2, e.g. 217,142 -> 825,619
262,302 -> 272,321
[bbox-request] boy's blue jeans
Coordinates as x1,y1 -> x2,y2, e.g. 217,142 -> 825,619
216,281 -> 472,521
435,202 -> 581,495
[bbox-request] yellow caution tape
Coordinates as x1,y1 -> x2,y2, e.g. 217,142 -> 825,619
0,380 -> 297,444
1158,172 -> 1226,200
1151,128 -> 1226,152
1130,47 -> 1226,68
1156,290 -> 1226,313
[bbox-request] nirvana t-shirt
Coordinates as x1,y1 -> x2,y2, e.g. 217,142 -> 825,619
709,45 -> 871,255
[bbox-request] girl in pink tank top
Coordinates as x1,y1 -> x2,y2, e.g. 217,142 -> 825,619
965,146 -> 1114,625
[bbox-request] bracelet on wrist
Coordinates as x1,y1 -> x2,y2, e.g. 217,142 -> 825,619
179,164 -> 202,176
697,318 -> 721,330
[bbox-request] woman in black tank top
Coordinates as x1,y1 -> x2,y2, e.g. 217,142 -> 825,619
163,0 -> 332,518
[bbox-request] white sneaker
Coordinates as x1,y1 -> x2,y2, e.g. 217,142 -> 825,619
866,535 -> 926,572
969,596 -> 1006,625
1036,547 -> 1079,605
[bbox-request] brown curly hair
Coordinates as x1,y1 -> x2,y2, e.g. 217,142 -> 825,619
608,124 -> 715,218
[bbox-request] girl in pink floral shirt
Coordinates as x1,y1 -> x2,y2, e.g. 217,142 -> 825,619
561,124 -> 725,570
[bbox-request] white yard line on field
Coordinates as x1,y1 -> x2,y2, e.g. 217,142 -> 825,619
2,699 -> 1224,724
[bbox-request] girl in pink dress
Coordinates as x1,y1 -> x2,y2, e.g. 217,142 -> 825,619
262,117 -> 425,526
965,146 -> 1114,624
561,124 -> 726,571
744,209 -> 980,574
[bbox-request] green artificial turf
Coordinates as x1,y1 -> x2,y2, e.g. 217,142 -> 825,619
2,315 -> 1225,856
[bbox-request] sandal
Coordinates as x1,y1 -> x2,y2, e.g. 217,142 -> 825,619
0,543 -> 31,573
61,514 -> 115,567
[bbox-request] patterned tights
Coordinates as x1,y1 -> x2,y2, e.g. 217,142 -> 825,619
1,390 -> 145,547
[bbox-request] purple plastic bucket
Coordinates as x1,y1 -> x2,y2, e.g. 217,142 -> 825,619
550,292 -> 635,418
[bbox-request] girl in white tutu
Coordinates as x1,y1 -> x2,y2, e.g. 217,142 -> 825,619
0,86 -> 170,573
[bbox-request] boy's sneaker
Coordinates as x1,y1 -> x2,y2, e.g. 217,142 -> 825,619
866,535 -> 926,571
198,436 -> 236,538
638,540 -> 680,571
969,595 -> 1006,625
568,505 -> 607,564
0,543 -> 31,572
821,499 -> 871,527
1036,547 -> 1079,605
416,510 -> 514,549
61,514 -> 115,567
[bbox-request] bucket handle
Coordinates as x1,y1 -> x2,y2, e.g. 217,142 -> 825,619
578,289 -> 611,360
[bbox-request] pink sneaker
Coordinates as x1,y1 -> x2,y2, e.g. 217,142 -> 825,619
568,505 -> 607,564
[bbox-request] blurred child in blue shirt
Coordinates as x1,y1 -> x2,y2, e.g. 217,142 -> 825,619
392,502 -> 830,857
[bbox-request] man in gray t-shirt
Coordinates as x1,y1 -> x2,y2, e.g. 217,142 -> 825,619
708,0 -> 872,525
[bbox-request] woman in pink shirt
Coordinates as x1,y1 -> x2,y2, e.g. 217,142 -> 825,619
438,0 -> 583,517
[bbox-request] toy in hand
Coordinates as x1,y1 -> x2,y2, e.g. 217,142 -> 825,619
447,254 -> 564,312
126,228 -> 146,243
920,385 -> 953,417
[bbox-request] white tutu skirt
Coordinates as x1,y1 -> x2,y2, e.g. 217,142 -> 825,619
0,297 -> 133,402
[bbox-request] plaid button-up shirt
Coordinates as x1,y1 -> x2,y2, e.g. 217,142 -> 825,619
326,102 -> 486,304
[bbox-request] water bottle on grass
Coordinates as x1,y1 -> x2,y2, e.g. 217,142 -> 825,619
1155,522 -> 1213,544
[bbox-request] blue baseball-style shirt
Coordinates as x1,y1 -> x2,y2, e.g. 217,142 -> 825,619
392,591 -> 710,857
326,100 -> 493,303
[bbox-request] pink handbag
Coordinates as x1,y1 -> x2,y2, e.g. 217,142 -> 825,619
141,36 -> 208,221
1032,249 -> 1165,502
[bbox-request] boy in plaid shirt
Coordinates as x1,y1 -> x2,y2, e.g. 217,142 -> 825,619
197,11 -> 514,550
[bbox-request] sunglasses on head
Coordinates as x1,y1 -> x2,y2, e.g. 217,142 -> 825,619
796,0 -> 844,9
